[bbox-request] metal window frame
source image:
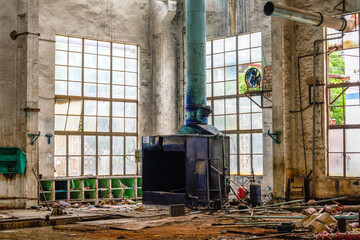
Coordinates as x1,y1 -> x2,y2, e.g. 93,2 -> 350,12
54,35 -> 139,178
206,32 -> 264,176
326,14 -> 360,177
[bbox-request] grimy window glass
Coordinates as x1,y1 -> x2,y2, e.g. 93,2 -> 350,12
326,13 -> 360,177
54,36 -> 138,177
206,32 -> 263,176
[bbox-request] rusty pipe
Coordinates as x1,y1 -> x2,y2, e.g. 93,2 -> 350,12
264,1 -> 355,32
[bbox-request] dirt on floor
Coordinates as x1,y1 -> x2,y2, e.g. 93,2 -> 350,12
0,214 -> 312,240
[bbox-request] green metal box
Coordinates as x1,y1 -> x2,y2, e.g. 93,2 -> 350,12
0,147 -> 26,174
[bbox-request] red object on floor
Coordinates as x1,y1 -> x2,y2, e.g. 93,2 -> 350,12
317,232 -> 360,240
237,185 -> 248,199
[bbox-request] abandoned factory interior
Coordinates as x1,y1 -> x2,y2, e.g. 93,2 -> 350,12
1,0 -> 360,239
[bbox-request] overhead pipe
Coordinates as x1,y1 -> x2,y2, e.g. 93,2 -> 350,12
264,1 -> 355,32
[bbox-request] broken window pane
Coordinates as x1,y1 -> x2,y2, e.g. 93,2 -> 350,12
54,157 -> 66,177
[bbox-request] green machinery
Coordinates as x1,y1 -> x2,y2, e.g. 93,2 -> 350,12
0,147 -> 26,174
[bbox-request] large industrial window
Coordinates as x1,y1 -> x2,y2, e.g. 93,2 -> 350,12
326,14 -> 360,177
206,32 -> 263,176
54,35 -> 138,177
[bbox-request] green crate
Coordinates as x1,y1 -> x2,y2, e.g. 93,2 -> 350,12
70,179 -> 82,190
121,178 -> 135,189
40,192 -> 53,202
137,178 -> 142,187
137,188 -> 142,197
70,191 -> 82,200
0,147 -> 26,174
98,190 -> 110,198
98,179 -> 110,189
84,179 -> 96,190
84,190 -> 96,199
40,181 -> 53,191
112,189 -> 123,198
124,189 -> 135,199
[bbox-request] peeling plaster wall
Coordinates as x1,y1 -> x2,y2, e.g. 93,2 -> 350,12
271,0 -> 360,200
206,0 -> 273,196
38,0 -> 154,177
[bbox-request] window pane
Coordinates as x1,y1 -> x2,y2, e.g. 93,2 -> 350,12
206,69 -> 212,83
98,136 -> 110,155
251,47 -> 262,62
213,68 -> 224,82
113,43 -> 124,57
98,84 -> 110,98
225,98 -> 236,114
84,156 -> 96,175
98,156 -> 110,175
125,86 -> 137,99
98,41 -> 110,55
251,32 -> 262,47
207,83 -> 212,97
252,96 -> 262,112
113,85 -> 124,98
84,100 -> 97,115
98,101 -> 110,116
113,57 -> 124,71
225,51 -> 236,66
125,136 -> 136,155
55,66 -> 67,80
98,70 -> 110,83
55,135 -> 66,155
69,157 -> 81,176
68,135 -> 81,155
252,113 -> 262,129
84,68 -> 96,82
113,156 -> 124,175
113,71 -> 125,85
238,34 -> 250,49
213,82 -> 224,96
69,52 -> 82,67
84,83 -> 97,97
98,55 -> 110,69
240,114 -> 251,129
329,153 -> 344,176
239,97 -> 251,113
84,54 -> 97,68
346,154 -> 360,177
253,155 -> 263,175
125,103 -> 137,117
56,36 -> 68,50
55,115 -> 66,131
84,136 -> 96,155
239,134 -> 250,154
55,51 -> 67,65
113,102 -> 124,117
225,37 -> 236,51
55,81 -> 67,95
213,39 -> 224,53
346,106 -> 360,124
238,49 -> 250,64
125,156 -> 136,174
346,129 -> 360,152
84,117 -> 96,131
329,129 -> 343,152
228,134 -> 238,155
112,118 -> 124,132
214,99 -> 225,115
206,55 -> 212,69
230,155 -> 237,175
54,157 -> 66,177
125,118 -> 136,133
125,72 -> 137,86
69,67 -> 82,81
113,136 -> 124,155
225,81 -> 237,95
68,82 -> 81,96
240,155 -> 251,175
226,115 -> 237,130
68,100 -> 82,115
214,115 -> 225,130
225,66 -> 236,80
206,41 -> 212,55
69,37 -> 82,52
252,133 -> 263,154
97,117 -> 109,132
55,99 -> 69,114
125,58 -> 137,72
66,116 -> 81,131
213,53 -> 224,68
125,45 -> 137,58
84,39 -> 97,54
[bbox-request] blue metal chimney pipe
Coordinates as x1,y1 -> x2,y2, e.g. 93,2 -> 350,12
179,0 -> 221,135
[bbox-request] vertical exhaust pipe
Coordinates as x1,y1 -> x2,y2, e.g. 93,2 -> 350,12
264,1 -> 355,32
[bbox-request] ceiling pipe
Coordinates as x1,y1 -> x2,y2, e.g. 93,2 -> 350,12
264,1 -> 355,32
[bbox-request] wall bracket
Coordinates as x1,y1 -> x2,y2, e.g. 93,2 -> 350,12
28,132 -> 41,145
267,130 -> 281,144
45,133 -> 53,144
